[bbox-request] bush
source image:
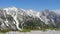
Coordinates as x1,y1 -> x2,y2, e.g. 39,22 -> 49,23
20,29 -> 31,32
0,29 -> 10,33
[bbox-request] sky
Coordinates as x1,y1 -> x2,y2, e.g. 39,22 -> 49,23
0,0 -> 60,11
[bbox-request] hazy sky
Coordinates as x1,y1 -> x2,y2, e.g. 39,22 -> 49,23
0,0 -> 60,10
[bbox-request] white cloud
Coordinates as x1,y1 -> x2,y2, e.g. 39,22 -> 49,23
52,9 -> 60,14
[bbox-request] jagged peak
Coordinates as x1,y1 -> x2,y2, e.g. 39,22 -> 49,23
4,6 -> 17,11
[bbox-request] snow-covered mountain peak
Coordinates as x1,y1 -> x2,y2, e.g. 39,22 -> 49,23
4,7 -> 18,11
26,9 -> 38,17
19,8 -> 26,12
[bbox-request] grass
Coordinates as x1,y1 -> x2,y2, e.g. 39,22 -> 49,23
0,27 -> 60,33
2,32 -> 6,34
20,29 -> 31,32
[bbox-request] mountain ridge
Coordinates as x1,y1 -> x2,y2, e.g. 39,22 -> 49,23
0,7 -> 60,31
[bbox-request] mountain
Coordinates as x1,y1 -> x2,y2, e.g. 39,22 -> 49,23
0,7 -> 60,31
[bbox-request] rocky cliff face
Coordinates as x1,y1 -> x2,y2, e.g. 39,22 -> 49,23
0,7 -> 60,31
